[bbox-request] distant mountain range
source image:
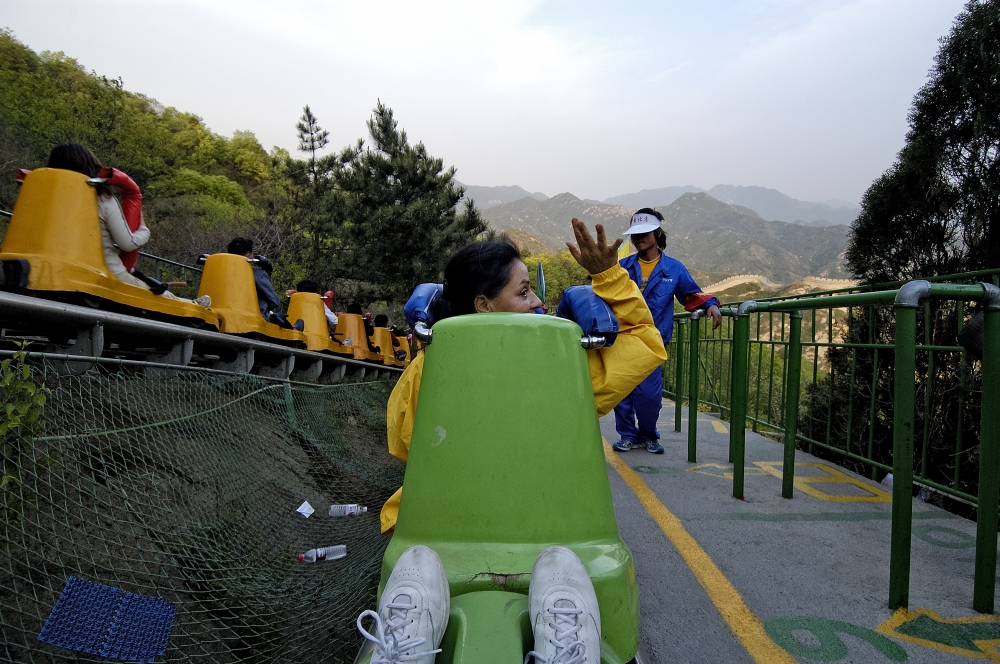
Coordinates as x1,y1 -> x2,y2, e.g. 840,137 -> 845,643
455,182 -> 548,209
480,191 -> 850,283
481,192 -> 633,250
604,184 -> 860,227
602,186 -> 704,209
461,182 -> 860,226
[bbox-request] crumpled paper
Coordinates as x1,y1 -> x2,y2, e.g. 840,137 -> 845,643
296,501 -> 315,519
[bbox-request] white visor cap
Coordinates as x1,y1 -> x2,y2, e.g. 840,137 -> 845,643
623,212 -> 662,236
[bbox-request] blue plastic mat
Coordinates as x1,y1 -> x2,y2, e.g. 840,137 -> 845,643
37,576 -> 175,662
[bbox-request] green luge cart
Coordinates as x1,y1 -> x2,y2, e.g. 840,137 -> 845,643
359,313 -> 640,664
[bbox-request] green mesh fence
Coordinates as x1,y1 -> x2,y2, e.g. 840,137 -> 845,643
0,361 -> 403,662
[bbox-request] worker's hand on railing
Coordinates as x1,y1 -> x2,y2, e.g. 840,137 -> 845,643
707,304 -> 722,330
566,218 -> 623,275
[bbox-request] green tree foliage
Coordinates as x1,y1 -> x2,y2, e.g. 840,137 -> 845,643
0,343 -> 51,544
330,102 -> 487,301
0,30 -> 282,233
0,31 -> 487,311
847,0 -> 1000,283
286,105 -> 339,279
296,105 -> 329,193
812,2 -> 1000,494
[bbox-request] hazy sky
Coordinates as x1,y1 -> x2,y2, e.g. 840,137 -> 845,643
2,0 -> 967,205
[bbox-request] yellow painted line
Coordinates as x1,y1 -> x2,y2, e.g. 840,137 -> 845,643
686,463 -> 767,480
660,417 -> 728,432
603,439 -> 795,664
683,459 -> 891,503
877,607 -> 1000,661
755,462 -> 891,503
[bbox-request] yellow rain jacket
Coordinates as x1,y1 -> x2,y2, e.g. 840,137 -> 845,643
380,264 -> 668,533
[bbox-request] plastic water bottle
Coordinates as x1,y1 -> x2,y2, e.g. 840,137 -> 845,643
297,545 -> 347,563
329,504 -> 367,517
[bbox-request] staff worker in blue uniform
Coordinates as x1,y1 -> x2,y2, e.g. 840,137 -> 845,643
613,208 -> 722,453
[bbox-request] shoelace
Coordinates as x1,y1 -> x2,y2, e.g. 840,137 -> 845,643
523,605 -> 588,664
357,605 -> 442,664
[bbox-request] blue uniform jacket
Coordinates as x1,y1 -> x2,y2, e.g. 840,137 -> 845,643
619,253 -> 719,344
253,265 -> 281,317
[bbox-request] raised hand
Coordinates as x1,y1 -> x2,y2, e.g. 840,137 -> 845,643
566,218 -> 623,275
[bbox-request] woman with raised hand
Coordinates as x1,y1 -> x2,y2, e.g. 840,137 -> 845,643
358,218 -> 666,664
382,218 -> 666,532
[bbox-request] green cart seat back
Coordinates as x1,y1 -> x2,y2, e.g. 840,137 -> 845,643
383,313 -> 639,661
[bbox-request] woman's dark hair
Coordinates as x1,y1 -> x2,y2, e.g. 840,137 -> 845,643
296,279 -> 319,293
430,239 -> 523,321
227,237 -> 253,255
47,143 -> 109,195
633,207 -> 667,250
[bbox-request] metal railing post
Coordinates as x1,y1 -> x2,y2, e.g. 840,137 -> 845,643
730,302 -> 754,499
782,310 -> 803,499
688,313 -> 702,462
674,320 -> 686,433
889,280 -> 930,610
974,283 -> 1000,613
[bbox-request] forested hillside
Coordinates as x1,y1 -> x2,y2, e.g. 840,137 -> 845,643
482,191 -> 850,283
480,192 -> 634,248
656,193 -> 850,282
0,30 -> 484,306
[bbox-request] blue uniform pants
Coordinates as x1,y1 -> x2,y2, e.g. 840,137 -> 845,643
613,365 -> 663,444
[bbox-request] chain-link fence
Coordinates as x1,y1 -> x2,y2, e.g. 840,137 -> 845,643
1,361 -> 402,662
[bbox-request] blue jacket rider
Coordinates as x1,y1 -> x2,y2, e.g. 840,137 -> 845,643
613,208 -> 721,453
227,236 -> 281,317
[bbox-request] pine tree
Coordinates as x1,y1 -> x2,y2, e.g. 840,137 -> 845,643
296,105 -> 329,193
291,105 -> 338,272
334,101 -> 488,300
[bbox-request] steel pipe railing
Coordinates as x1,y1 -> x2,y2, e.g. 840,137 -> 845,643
666,274 -> 1000,612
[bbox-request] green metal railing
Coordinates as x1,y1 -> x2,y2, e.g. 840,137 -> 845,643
667,308 -> 738,463
663,270 -> 1000,614
665,270 -> 1000,484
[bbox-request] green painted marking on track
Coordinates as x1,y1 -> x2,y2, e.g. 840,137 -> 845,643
689,512 -> 944,523
765,616 -> 907,662
896,614 -> 1000,651
911,525 -> 975,549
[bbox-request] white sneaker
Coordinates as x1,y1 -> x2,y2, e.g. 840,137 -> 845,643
357,545 -> 450,664
525,546 -> 601,664
194,295 -> 211,309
